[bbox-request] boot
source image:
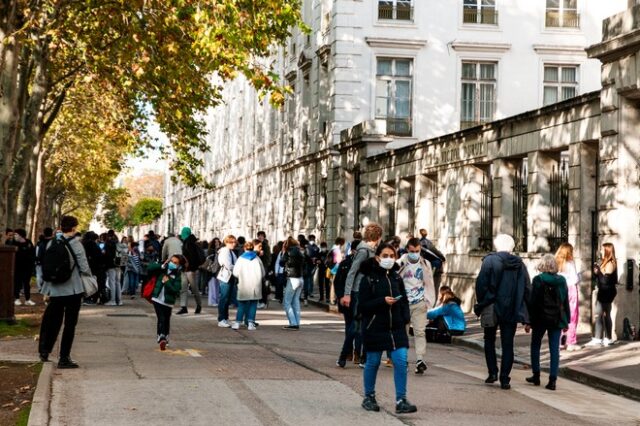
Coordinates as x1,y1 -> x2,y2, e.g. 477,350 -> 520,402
58,357 -> 79,369
361,394 -> 380,412
176,307 -> 188,315
195,305 -> 202,314
395,398 -> 417,414
546,378 -> 557,391
526,373 -> 541,386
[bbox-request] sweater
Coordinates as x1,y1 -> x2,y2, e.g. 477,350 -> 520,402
233,251 -> 265,300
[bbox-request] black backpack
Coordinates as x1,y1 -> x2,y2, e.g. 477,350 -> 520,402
41,237 -> 76,284
540,282 -> 562,327
333,254 -> 354,300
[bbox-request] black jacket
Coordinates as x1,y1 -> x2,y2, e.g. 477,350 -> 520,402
280,246 -> 304,278
595,265 -> 617,304
182,234 -> 204,272
82,240 -> 105,276
10,239 -> 35,277
103,240 -> 117,269
359,258 -> 410,352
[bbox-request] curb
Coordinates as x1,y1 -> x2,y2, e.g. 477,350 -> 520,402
28,362 -> 53,426
307,299 -> 339,313
451,336 -> 640,401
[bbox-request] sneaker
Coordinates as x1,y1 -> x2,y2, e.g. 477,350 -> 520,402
158,335 -> 167,351
282,325 -> 299,330
247,322 -> 257,331
39,352 -> 49,362
602,338 -> 613,347
57,357 -> 79,369
361,395 -> 380,412
336,357 -> 347,368
485,374 -> 498,384
176,307 -> 188,315
303,300 -> 309,307
25,300 -> 36,306
231,321 -> 240,330
566,344 -> 581,352
385,358 -> 393,368
105,302 -> 117,306
117,302 -> 124,306
257,303 -> 266,309
14,299 -> 22,306
83,299 -> 96,306
218,320 -> 231,328
415,360 -> 427,375
585,338 -> 602,347
395,398 -> 417,414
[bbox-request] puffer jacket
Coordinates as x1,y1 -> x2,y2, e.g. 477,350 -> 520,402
359,258 -> 410,353
280,246 -> 304,278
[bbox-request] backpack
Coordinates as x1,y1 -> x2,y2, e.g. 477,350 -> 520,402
421,247 -> 442,271
333,254 -> 354,301
540,282 -> 562,327
41,237 -> 76,284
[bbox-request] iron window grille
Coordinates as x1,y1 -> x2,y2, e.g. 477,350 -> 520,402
479,173 -> 493,251
545,0 -> 579,28
378,0 -> 413,21
463,0 -> 498,25
513,162 -> 528,252
548,159 -> 569,252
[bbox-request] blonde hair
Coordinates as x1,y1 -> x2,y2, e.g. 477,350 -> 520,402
554,243 -> 574,273
243,241 -> 255,251
223,235 -> 236,245
601,243 -> 617,270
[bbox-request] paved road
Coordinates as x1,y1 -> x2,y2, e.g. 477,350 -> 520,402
43,299 -> 640,426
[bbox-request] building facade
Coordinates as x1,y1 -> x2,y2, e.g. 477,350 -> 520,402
163,0 -> 640,336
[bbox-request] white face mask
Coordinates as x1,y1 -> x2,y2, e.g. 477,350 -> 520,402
379,258 -> 395,270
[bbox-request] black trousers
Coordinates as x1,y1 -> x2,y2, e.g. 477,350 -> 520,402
39,294 -> 83,358
153,301 -> 172,337
14,270 -> 32,301
483,321 -> 517,384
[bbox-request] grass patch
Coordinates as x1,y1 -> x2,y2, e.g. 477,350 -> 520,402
0,318 -> 39,338
15,404 -> 31,426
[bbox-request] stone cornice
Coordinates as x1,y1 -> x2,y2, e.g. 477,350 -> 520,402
365,37 -> 427,50
450,41 -> 511,53
532,44 -> 587,56
587,28 -> 640,63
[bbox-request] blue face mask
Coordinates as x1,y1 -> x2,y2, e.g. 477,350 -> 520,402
407,252 -> 420,262
56,231 -> 64,240
168,262 -> 179,271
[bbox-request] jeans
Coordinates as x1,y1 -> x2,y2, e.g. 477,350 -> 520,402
38,294 -> 83,358
364,347 -> 408,401
153,301 -> 172,338
218,281 -> 231,321
594,301 -> 613,340
35,265 -> 43,291
530,327 -> 561,379
284,278 -> 303,326
340,292 -> 362,359
303,271 -> 313,299
126,271 -> 139,295
180,271 -> 202,308
236,300 -> 258,324
208,277 -> 219,306
483,321 -> 517,384
106,267 -> 121,304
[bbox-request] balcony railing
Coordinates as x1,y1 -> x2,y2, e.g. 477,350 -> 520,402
545,10 -> 580,28
463,8 -> 498,25
378,4 -> 413,21
385,117 -> 412,136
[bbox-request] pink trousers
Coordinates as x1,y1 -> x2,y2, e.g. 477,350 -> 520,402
562,284 -> 579,345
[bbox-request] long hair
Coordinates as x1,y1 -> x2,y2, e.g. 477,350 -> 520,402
601,243 -> 617,270
554,242 -> 574,273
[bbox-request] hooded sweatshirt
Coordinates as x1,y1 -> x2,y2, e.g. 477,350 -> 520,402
233,251 -> 265,301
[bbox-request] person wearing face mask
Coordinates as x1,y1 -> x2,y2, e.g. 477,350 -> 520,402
148,254 -> 186,351
359,243 -> 416,414
396,238 -> 436,375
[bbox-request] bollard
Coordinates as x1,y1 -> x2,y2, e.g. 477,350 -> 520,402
0,245 -> 18,323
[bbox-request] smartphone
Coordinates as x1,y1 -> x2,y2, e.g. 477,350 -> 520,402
394,295 -> 403,301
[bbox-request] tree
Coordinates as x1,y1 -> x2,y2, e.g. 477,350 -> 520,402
129,198 -> 163,226
0,0 -> 305,233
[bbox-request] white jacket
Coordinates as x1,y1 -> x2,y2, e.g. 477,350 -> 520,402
233,254 -> 265,301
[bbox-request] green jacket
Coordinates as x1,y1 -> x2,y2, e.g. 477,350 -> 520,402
528,272 -> 570,329
147,262 -> 182,305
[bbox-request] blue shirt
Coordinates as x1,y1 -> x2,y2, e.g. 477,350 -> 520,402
427,302 -> 466,332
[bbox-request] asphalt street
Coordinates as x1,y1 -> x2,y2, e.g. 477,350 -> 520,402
42,298 -> 640,426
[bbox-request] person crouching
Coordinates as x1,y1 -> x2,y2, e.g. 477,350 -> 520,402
149,255 -> 186,351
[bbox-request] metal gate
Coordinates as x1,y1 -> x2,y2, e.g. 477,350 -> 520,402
479,173 -> 493,251
513,162 -> 528,252
549,160 -> 569,252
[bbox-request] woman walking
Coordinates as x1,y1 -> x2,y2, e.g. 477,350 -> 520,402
525,254 -> 570,391
216,235 -> 238,328
359,243 -> 417,414
232,241 -> 265,330
586,243 -> 618,347
125,240 -> 141,298
148,255 -> 186,351
281,237 -> 305,330
207,238 -> 222,307
555,243 -> 580,351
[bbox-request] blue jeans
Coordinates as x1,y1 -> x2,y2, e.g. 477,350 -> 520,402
236,300 -> 258,324
530,327 -> 561,379
340,292 -> 362,359
483,321 -> 517,384
127,271 -> 139,295
284,278 -> 303,326
218,281 -> 231,321
364,347 -> 408,401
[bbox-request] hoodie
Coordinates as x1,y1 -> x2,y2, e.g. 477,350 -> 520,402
233,251 -> 265,300
427,298 -> 466,332
475,252 -> 531,324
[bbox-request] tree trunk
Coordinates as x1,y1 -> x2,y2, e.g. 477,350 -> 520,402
30,144 -> 47,240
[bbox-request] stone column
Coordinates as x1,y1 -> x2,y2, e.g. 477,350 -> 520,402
527,151 -> 556,253
492,158 -> 516,236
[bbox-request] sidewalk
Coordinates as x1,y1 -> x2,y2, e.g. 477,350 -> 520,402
454,314 -> 640,401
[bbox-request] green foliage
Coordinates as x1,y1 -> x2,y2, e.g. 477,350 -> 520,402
100,188 -> 131,232
129,198 -> 163,225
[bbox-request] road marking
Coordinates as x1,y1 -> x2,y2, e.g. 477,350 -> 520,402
185,349 -> 203,357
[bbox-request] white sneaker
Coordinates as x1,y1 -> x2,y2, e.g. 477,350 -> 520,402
566,344 -> 581,352
231,321 -> 240,330
25,300 -> 36,306
257,303 -> 266,309
602,338 -> 613,347
247,322 -> 257,331
303,300 -> 309,307
218,320 -> 231,328
14,299 -> 22,306
105,302 -> 117,306
585,338 -> 602,347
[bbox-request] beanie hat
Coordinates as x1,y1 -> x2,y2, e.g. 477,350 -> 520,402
180,227 -> 192,240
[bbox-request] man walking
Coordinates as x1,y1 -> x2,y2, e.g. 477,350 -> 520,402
474,234 -> 530,390
177,227 -> 204,315
162,232 -> 183,262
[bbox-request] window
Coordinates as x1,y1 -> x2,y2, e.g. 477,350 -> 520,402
463,0 -> 498,25
479,168 -> 493,251
549,155 -> 569,252
286,81 -> 296,151
378,0 -> 413,21
513,161 -> 528,252
375,58 -> 412,136
546,0 -> 579,28
460,61 -> 497,129
543,65 -> 578,105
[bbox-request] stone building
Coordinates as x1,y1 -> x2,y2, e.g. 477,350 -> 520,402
163,1 -> 640,335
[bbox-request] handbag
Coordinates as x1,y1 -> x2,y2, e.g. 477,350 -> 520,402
142,276 -> 157,301
480,303 -> 497,328
81,274 -> 99,297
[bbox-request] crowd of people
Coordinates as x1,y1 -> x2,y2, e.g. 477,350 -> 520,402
3,216 -> 619,413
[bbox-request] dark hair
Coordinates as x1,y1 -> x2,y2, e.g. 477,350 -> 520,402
353,231 -> 363,239
320,241 -> 327,248
43,227 -> 53,238
15,228 -> 27,238
171,254 -> 188,268
237,236 -> 246,245
107,229 -> 115,236
308,234 -> 316,241
60,216 -> 79,233
406,238 -> 421,249
375,243 -> 397,257
351,240 -> 361,251
5,228 -> 13,233
335,237 -> 345,245
257,231 -> 266,238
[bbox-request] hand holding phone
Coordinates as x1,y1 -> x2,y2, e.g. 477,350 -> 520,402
394,295 -> 403,301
